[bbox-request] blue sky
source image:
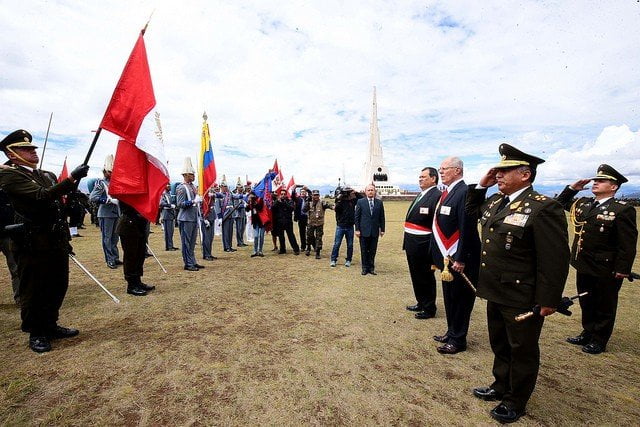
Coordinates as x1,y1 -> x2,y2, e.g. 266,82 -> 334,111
1,0 -> 639,194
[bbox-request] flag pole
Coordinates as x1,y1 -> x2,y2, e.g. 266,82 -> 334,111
38,112 -> 54,169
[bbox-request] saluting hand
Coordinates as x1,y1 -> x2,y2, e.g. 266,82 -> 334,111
478,168 -> 498,188
570,179 -> 591,191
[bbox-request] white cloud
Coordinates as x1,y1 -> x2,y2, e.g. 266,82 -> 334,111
0,0 -> 638,190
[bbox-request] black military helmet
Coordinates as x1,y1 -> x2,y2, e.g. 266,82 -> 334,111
494,143 -> 544,169
0,129 -> 38,152
590,164 -> 627,184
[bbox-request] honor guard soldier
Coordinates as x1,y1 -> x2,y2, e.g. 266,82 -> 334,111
466,144 -> 569,423
0,129 -> 89,352
556,164 -> 637,354
201,184 -> 218,261
176,157 -> 204,271
232,178 -> 248,247
90,154 -> 122,269
403,167 -> 441,319
159,183 -> 178,251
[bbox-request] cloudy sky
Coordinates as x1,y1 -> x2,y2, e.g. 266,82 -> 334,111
1,0 -> 639,193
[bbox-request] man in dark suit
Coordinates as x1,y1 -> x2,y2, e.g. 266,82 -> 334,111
355,184 -> 385,275
466,144 -> 569,423
403,167 -> 441,319
556,164 -> 637,354
293,187 -> 309,254
431,157 -> 480,354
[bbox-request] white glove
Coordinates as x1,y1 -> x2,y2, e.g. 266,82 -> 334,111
194,195 -> 203,204
107,197 -> 119,205
171,204 -> 176,209
204,219 -> 210,228
111,198 -> 119,206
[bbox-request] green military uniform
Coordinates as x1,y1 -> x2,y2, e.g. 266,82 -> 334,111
466,144 -> 569,419
556,164 -> 637,353
0,131 -> 77,343
116,201 -> 152,296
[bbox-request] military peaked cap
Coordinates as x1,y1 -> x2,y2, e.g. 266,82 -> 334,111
311,190 -> 320,195
591,164 -> 627,184
494,143 -> 545,169
0,129 -> 38,152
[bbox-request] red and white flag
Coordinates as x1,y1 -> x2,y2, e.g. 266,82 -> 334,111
58,156 -> 68,183
100,30 -> 169,222
286,176 -> 295,196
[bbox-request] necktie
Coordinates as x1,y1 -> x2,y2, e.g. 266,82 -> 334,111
497,196 -> 510,212
408,192 -> 423,213
588,200 -> 600,213
440,189 -> 449,203
369,199 -> 374,215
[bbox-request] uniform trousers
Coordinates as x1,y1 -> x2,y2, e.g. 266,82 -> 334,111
98,217 -> 120,264
120,233 -> 146,286
201,221 -> 214,258
162,218 -> 175,249
221,218 -> 233,250
235,216 -> 246,245
179,221 -> 198,267
15,241 -> 68,336
0,236 -> 20,301
487,301 -> 544,412
576,272 -> 623,347
404,234 -> 437,314
307,224 -> 324,251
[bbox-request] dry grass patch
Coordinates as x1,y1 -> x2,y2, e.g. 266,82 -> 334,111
0,202 -> 638,425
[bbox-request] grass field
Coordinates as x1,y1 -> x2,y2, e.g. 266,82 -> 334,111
0,201 -> 638,425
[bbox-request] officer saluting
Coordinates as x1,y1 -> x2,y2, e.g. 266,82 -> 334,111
0,129 -> 89,353
556,164 -> 637,354
466,144 -> 569,423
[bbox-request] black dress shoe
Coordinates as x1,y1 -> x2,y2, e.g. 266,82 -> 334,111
473,387 -> 503,401
258,252 -> 264,257
204,256 -> 217,261
295,251 -> 301,256
369,271 -> 377,275
250,253 -> 258,257
566,335 -> 590,345
29,336 -> 51,353
433,334 -> 449,343
305,250 -> 310,256
170,247 -> 179,251
140,283 -> 156,291
107,262 -> 117,269
582,342 -> 605,354
437,343 -> 466,354
278,250 -> 287,254
127,286 -> 148,296
490,403 -> 524,423
361,271 -> 368,275
48,326 -> 80,339
184,265 -> 199,271
415,311 -> 435,320
194,264 -> 205,269
115,260 -> 124,265
406,304 -> 423,312
229,248 -> 237,252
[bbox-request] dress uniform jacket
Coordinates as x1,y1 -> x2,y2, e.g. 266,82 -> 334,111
467,186 -> 569,308
0,163 -> 76,335
90,179 -> 120,218
159,190 -> 176,221
556,187 -> 637,277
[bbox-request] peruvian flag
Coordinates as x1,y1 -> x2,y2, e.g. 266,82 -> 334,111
272,159 -> 284,194
286,176 -> 295,196
99,29 -> 169,222
58,156 -> 68,183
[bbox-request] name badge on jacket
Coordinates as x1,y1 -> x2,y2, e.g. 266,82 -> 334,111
440,206 -> 451,215
420,207 -> 429,214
